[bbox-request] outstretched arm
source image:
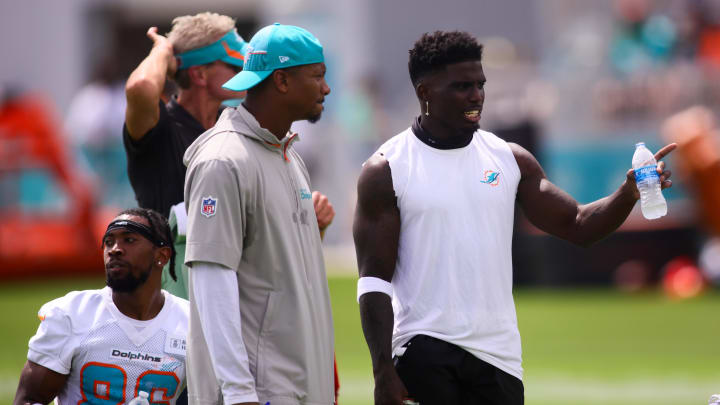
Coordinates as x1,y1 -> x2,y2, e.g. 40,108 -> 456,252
512,143 -> 675,246
14,361 -> 68,405
125,27 -> 177,140
353,154 -> 407,405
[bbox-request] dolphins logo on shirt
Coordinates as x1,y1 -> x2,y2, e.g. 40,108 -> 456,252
480,170 -> 500,186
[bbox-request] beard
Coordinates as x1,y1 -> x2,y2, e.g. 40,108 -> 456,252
307,111 -> 322,124
105,262 -> 152,293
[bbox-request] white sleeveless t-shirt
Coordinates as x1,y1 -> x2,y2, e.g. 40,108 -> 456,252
377,127 -> 523,380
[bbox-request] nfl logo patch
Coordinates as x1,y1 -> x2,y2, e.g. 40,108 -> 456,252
201,196 -> 217,218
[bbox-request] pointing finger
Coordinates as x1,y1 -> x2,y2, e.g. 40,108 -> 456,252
654,143 -> 677,161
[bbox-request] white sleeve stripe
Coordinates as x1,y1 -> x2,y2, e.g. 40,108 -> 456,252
223,392 -> 262,405
27,349 -> 70,375
357,276 -> 393,302
191,262 -> 257,401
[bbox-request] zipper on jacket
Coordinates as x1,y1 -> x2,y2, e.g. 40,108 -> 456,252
286,160 -> 300,212
284,134 -> 301,212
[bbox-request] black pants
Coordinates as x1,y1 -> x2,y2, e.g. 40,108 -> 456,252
395,335 -> 524,405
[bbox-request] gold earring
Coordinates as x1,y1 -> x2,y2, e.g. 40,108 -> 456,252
425,101 -> 430,116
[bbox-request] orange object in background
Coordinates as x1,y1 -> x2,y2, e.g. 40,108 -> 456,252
698,26 -> 720,69
662,106 -> 720,236
0,92 -> 114,279
661,256 -> 705,299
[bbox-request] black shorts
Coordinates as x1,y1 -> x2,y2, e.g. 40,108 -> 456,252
394,335 -> 524,405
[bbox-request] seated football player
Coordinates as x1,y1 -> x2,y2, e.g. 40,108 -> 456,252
13,208 -> 189,405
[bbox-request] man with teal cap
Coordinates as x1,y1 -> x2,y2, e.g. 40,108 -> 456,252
124,15 -> 335,303
183,23 -> 335,405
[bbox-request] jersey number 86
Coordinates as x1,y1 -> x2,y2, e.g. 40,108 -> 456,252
79,362 -> 180,405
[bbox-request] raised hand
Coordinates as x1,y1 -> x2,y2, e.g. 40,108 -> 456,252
146,27 -> 177,77
624,142 -> 677,199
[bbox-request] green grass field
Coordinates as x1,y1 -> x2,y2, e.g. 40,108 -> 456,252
1,275 -> 718,404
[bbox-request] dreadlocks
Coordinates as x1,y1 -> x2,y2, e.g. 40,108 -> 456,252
408,30 -> 484,87
117,208 -> 177,281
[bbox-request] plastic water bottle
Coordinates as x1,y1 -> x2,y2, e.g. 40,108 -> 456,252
632,142 -> 667,220
127,391 -> 150,405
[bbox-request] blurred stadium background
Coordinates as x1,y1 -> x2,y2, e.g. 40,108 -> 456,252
2,0 -> 720,403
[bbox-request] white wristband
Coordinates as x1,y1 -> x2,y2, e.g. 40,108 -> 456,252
357,276 -> 393,302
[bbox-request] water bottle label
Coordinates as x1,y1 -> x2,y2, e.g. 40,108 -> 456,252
634,165 -> 659,184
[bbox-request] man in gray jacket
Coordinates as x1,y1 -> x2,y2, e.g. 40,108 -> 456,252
183,23 -> 334,405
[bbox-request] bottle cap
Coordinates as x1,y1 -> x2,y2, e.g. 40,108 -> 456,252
635,142 -> 645,147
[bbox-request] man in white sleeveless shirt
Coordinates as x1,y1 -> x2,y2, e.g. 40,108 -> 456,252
353,31 -> 677,405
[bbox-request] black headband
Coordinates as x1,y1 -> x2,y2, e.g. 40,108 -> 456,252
103,219 -> 167,247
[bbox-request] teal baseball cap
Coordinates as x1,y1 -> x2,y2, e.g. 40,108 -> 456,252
222,23 -> 324,91
176,29 -> 248,69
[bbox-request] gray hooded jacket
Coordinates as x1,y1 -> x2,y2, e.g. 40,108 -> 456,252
183,105 -> 335,405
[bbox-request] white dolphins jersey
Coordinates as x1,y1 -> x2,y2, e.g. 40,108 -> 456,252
27,287 -> 189,405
